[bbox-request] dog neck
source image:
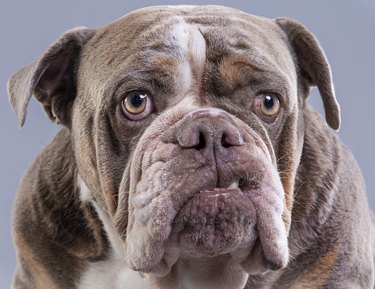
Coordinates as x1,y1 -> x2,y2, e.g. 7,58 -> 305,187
149,257 -> 248,289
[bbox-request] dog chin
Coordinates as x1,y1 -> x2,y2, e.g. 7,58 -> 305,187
170,186 -> 257,257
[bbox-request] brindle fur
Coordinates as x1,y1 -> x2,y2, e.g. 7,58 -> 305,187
8,5 -> 375,289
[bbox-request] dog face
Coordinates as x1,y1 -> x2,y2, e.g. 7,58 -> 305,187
8,5 -> 340,282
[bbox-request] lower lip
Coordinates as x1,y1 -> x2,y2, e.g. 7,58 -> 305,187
208,192 -> 229,198
199,188 -> 241,198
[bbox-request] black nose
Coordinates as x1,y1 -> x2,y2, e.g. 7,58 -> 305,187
177,110 -> 243,151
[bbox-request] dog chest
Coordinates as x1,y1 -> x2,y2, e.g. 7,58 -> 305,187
78,259 -> 148,289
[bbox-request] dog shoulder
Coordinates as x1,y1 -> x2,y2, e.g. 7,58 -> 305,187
12,128 -> 109,288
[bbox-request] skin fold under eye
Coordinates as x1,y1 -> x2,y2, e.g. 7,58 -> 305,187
121,91 -> 153,121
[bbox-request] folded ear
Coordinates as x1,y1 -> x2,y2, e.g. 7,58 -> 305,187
7,27 -> 95,127
276,18 -> 341,130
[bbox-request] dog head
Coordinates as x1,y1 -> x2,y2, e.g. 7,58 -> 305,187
8,5 -> 340,284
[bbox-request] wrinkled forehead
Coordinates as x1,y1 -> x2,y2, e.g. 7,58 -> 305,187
80,5 -> 297,106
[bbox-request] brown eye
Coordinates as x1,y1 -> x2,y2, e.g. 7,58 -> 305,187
121,91 -> 153,120
260,94 -> 280,117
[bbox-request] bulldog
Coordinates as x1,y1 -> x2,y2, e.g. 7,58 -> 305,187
7,5 -> 375,289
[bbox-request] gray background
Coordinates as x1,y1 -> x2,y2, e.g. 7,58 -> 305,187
1,0 -> 374,287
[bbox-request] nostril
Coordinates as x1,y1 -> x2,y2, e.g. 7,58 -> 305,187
221,133 -> 232,148
219,127 -> 244,148
193,132 -> 206,150
178,128 -> 207,150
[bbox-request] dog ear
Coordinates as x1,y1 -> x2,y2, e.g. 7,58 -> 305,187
276,18 -> 341,130
7,27 -> 95,127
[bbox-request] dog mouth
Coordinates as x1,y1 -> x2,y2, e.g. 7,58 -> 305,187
170,182 -> 257,257
124,152 -> 288,276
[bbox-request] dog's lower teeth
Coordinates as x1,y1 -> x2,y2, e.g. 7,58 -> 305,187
228,181 -> 239,189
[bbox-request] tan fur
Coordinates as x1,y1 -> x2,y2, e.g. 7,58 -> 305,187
218,55 -> 260,89
290,248 -> 339,289
14,235 -> 58,289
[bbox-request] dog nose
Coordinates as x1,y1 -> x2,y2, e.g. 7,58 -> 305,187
177,111 -> 244,151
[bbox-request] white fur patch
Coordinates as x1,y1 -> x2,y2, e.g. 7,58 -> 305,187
170,18 -> 206,96
77,176 -> 148,289
91,201 -> 124,258
78,259 -> 148,289
77,174 -> 93,203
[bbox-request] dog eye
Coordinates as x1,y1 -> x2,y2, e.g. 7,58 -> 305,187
260,94 -> 280,116
252,93 -> 281,122
121,91 -> 153,120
